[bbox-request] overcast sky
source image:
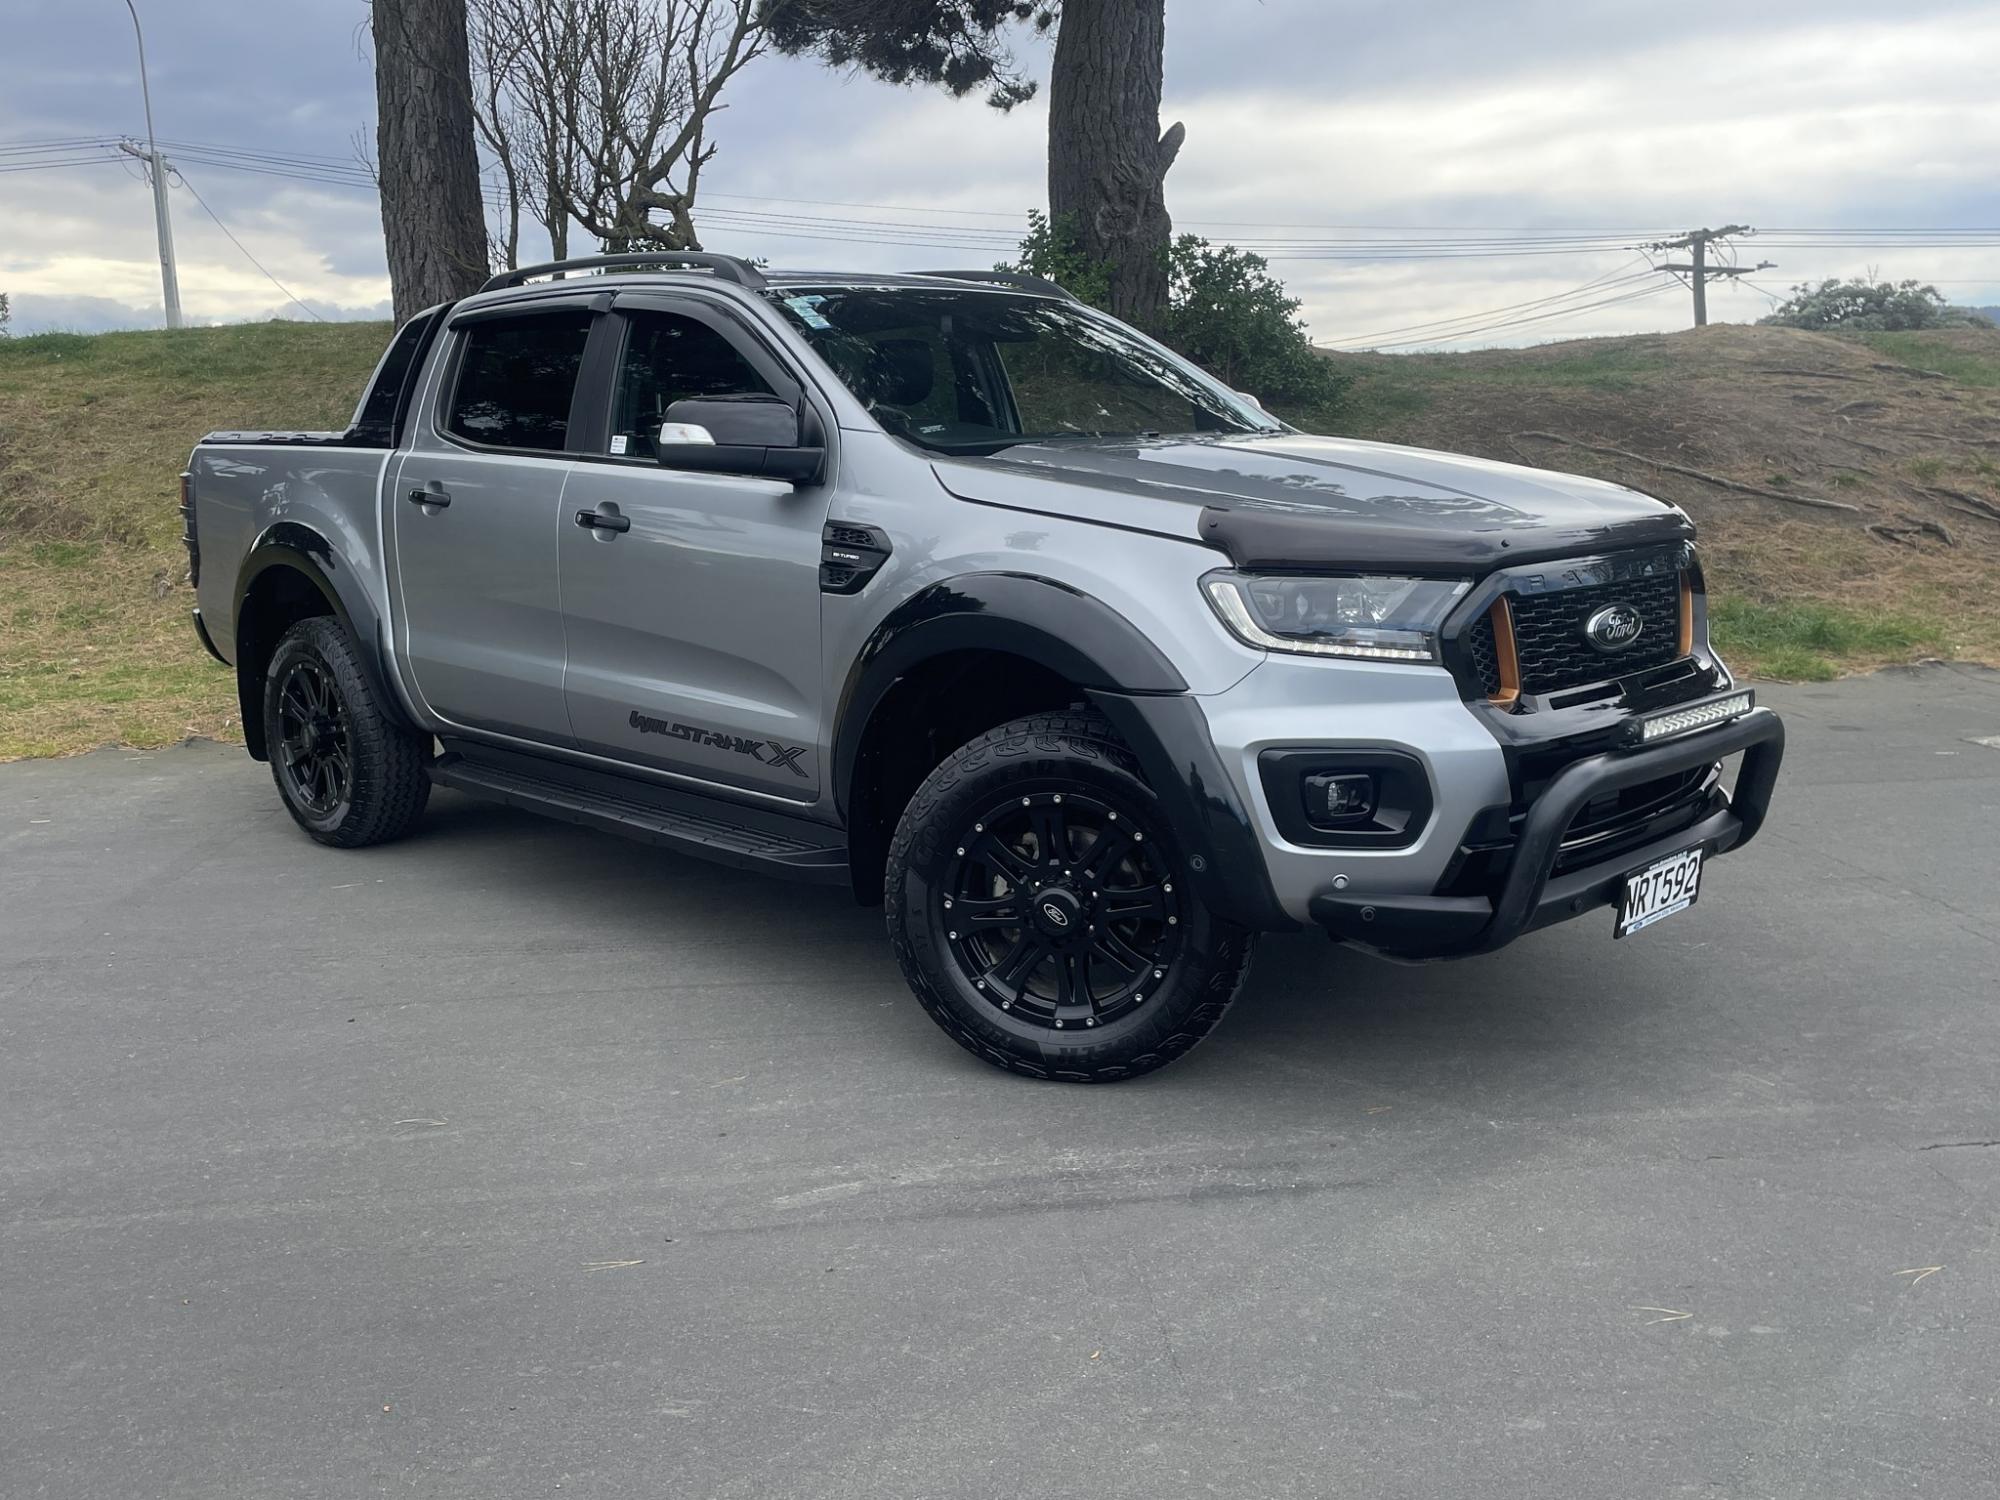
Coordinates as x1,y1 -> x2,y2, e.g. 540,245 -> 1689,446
3,0 -> 1996,345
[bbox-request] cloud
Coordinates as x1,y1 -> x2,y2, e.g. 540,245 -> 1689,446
2,0 -> 1995,346
4,292 -> 389,336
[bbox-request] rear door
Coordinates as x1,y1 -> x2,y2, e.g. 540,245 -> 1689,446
392,299 -> 601,744
556,295 -> 833,801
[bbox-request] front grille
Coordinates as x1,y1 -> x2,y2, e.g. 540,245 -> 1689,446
1466,610 -> 1501,696
1510,572 -> 1682,694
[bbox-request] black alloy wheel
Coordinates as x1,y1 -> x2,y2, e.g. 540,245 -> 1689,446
939,789 -> 1186,1032
887,710 -> 1255,1083
273,656 -> 353,823
261,616 -> 431,847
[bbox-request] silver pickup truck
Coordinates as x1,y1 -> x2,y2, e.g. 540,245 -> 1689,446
183,252 -> 1784,1082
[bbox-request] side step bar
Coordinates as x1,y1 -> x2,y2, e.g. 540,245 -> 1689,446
428,742 -> 849,885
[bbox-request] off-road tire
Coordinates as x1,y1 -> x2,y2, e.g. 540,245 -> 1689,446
886,709 -> 1256,1082
263,616 -> 430,848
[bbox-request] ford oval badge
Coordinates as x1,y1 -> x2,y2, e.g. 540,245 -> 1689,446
1584,603 -> 1645,653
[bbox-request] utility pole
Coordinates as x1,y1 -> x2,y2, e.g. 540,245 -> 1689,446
120,0 -> 182,329
1645,226 -> 1772,327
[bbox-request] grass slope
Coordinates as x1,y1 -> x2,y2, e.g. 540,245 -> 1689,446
1285,323 -> 2000,681
2,319 -> 1997,758
1,323 -> 390,757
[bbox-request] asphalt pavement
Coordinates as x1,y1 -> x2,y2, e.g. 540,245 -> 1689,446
3,665 -> 1998,1499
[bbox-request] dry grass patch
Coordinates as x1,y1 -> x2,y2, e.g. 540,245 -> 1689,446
0,321 -> 387,759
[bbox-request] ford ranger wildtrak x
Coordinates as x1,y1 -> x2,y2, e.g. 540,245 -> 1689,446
183,253 -> 1784,1081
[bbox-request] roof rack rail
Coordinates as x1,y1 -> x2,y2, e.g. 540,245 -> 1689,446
915,269 -> 1079,302
478,252 -> 768,294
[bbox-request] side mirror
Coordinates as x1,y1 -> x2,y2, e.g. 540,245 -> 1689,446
656,396 -> 825,484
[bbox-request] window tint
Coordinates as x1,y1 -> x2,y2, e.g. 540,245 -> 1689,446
350,307 -> 441,446
1001,337 -> 1207,437
766,287 -> 1275,456
445,311 -> 594,451
814,323 -> 968,434
612,310 -> 775,459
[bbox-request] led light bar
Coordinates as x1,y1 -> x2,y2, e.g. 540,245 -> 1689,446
1637,692 -> 1754,744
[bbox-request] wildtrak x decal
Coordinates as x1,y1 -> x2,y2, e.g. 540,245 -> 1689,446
628,711 -> 810,778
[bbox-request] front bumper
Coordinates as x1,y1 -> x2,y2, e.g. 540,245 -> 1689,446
1310,705 -> 1784,958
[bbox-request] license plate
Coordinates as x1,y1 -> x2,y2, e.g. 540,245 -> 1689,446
1616,846 -> 1703,937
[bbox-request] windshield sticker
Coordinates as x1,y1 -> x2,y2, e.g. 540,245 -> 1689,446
609,434 -> 629,455
784,295 -> 832,330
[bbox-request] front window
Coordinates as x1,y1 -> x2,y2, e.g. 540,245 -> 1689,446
611,309 -> 776,460
766,286 -> 1280,456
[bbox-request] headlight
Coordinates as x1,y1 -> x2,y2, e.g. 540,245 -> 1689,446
1201,571 -> 1469,662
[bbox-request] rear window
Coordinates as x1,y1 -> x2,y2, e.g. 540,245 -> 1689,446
348,307 -> 442,446
445,311 -> 595,451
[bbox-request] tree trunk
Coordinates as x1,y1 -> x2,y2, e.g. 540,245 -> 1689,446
1046,0 -> 1181,332
373,0 -> 490,322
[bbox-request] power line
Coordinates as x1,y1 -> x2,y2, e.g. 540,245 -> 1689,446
1362,281 -> 1684,350
0,155 -> 128,174
169,168 -> 327,322
1326,259 -> 1656,347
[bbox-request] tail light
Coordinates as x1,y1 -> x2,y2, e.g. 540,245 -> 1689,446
179,470 -> 199,586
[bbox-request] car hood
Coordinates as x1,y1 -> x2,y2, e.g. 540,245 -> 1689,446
932,432 -> 1694,572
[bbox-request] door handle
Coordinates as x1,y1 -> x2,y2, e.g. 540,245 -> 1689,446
574,508 -> 631,535
406,486 -> 450,509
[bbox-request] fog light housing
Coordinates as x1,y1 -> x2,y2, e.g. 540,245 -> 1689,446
1303,772 -> 1377,828
1259,749 -> 1432,849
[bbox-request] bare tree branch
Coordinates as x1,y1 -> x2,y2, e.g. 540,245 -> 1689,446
467,0 -> 764,263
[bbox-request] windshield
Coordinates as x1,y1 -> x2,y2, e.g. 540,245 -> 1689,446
764,285 -> 1282,455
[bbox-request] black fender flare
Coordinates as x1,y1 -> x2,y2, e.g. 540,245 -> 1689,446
232,524 -> 416,759
833,573 -> 1292,931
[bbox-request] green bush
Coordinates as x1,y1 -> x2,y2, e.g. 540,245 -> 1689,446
1760,278 -> 1991,332
1008,211 -> 1114,313
1005,212 -> 1349,410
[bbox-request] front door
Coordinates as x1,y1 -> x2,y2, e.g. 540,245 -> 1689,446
558,298 -> 832,800
392,303 -> 597,744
